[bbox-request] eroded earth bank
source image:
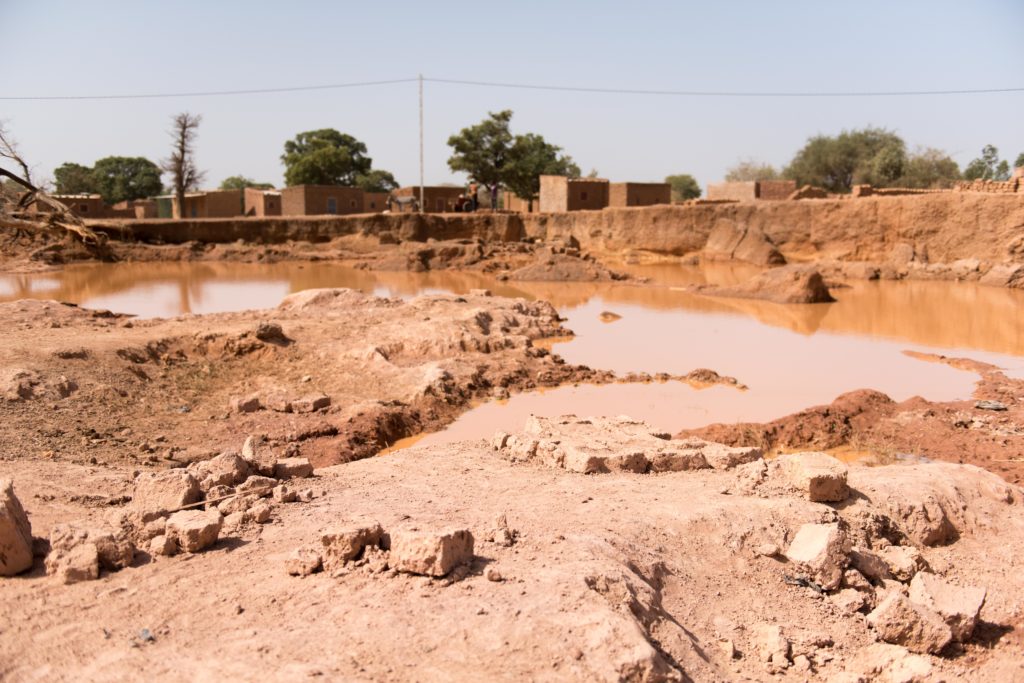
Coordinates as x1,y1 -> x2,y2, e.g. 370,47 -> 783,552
2,195 -> 1024,682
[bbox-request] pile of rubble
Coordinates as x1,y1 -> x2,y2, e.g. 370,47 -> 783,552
1,434 -> 317,583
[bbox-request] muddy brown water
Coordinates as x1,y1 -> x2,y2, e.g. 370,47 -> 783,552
3,260 -> 1023,446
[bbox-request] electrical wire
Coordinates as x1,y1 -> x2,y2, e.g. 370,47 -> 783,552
0,78 -> 420,101
2,76 -> 1022,101
426,77 -> 1024,98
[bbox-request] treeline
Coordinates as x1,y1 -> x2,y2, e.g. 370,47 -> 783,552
725,128 -> 1024,193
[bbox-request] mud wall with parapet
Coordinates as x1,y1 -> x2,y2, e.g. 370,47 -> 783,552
522,193 -> 1024,263
90,192 -> 1024,265
90,212 -> 526,245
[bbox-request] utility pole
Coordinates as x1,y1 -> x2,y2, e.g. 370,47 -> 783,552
418,74 -> 424,213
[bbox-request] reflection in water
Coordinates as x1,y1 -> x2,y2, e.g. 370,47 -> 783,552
2,260 -> 1023,441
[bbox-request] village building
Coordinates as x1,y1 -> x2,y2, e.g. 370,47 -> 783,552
706,180 -> 797,202
363,192 -> 388,212
279,185 -> 364,216
50,194 -> 109,218
538,176 -> 610,212
244,188 -> 282,217
391,186 -> 464,213
155,189 -> 244,218
608,182 -> 671,207
503,191 -> 536,213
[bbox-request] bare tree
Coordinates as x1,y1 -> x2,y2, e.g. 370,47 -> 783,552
0,121 -> 103,247
161,112 -> 205,219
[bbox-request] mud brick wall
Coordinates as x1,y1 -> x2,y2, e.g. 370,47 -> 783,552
608,183 -> 671,207
757,180 -> 797,200
707,181 -> 757,201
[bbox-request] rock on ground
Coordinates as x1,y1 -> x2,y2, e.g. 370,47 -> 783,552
497,415 -> 760,474
285,548 -> 323,576
389,528 -> 474,577
0,479 -> 33,576
908,572 -> 986,642
768,451 -> 850,502
785,522 -> 850,590
165,510 -> 222,553
132,470 -> 202,522
867,591 -> 953,655
321,524 -> 384,571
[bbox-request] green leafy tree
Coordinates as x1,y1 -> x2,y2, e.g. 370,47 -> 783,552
724,160 -> 779,182
91,156 -> 162,204
447,110 -> 515,207
897,148 -> 960,188
1014,152 -> 1024,170
665,174 -> 701,201
784,127 -> 906,192
220,175 -> 274,191
503,133 -> 580,209
354,169 -> 399,193
53,162 -> 97,195
964,144 -> 1011,181
281,129 -> 373,187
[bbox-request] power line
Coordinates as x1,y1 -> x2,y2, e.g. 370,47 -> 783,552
0,78 -> 420,101
426,77 -> 1024,98
2,76 -> 1022,102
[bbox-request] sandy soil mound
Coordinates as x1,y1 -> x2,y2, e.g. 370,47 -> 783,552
1,416 -> 1022,681
681,358 -> 1024,484
0,290 -> 618,470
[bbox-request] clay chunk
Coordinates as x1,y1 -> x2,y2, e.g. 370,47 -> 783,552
390,529 -> 475,577
0,479 -> 33,576
771,452 -> 850,502
867,591 -> 953,655
131,470 -> 202,522
166,510 -> 222,553
784,522 -> 849,591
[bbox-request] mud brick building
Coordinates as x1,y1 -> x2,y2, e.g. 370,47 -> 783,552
706,180 -> 797,201
155,190 -> 244,218
503,191 -> 536,213
49,194 -> 109,218
244,188 -> 282,217
280,185 -> 364,216
391,186 -> 464,213
363,192 -> 388,212
538,176 -> 610,212
608,182 -> 671,207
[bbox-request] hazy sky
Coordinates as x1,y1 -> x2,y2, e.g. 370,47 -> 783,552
2,1 -> 1023,191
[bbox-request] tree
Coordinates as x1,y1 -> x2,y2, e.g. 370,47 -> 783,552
503,133 -> 580,210
963,144 -> 1011,181
53,162 -> 97,195
281,129 -> 373,187
724,160 -> 779,182
784,127 -> 906,192
1015,152 -> 1024,170
897,148 -> 960,189
354,169 -> 399,193
447,110 -> 515,208
220,175 -> 274,191
161,113 -> 204,219
91,156 -> 162,204
665,174 -> 701,201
